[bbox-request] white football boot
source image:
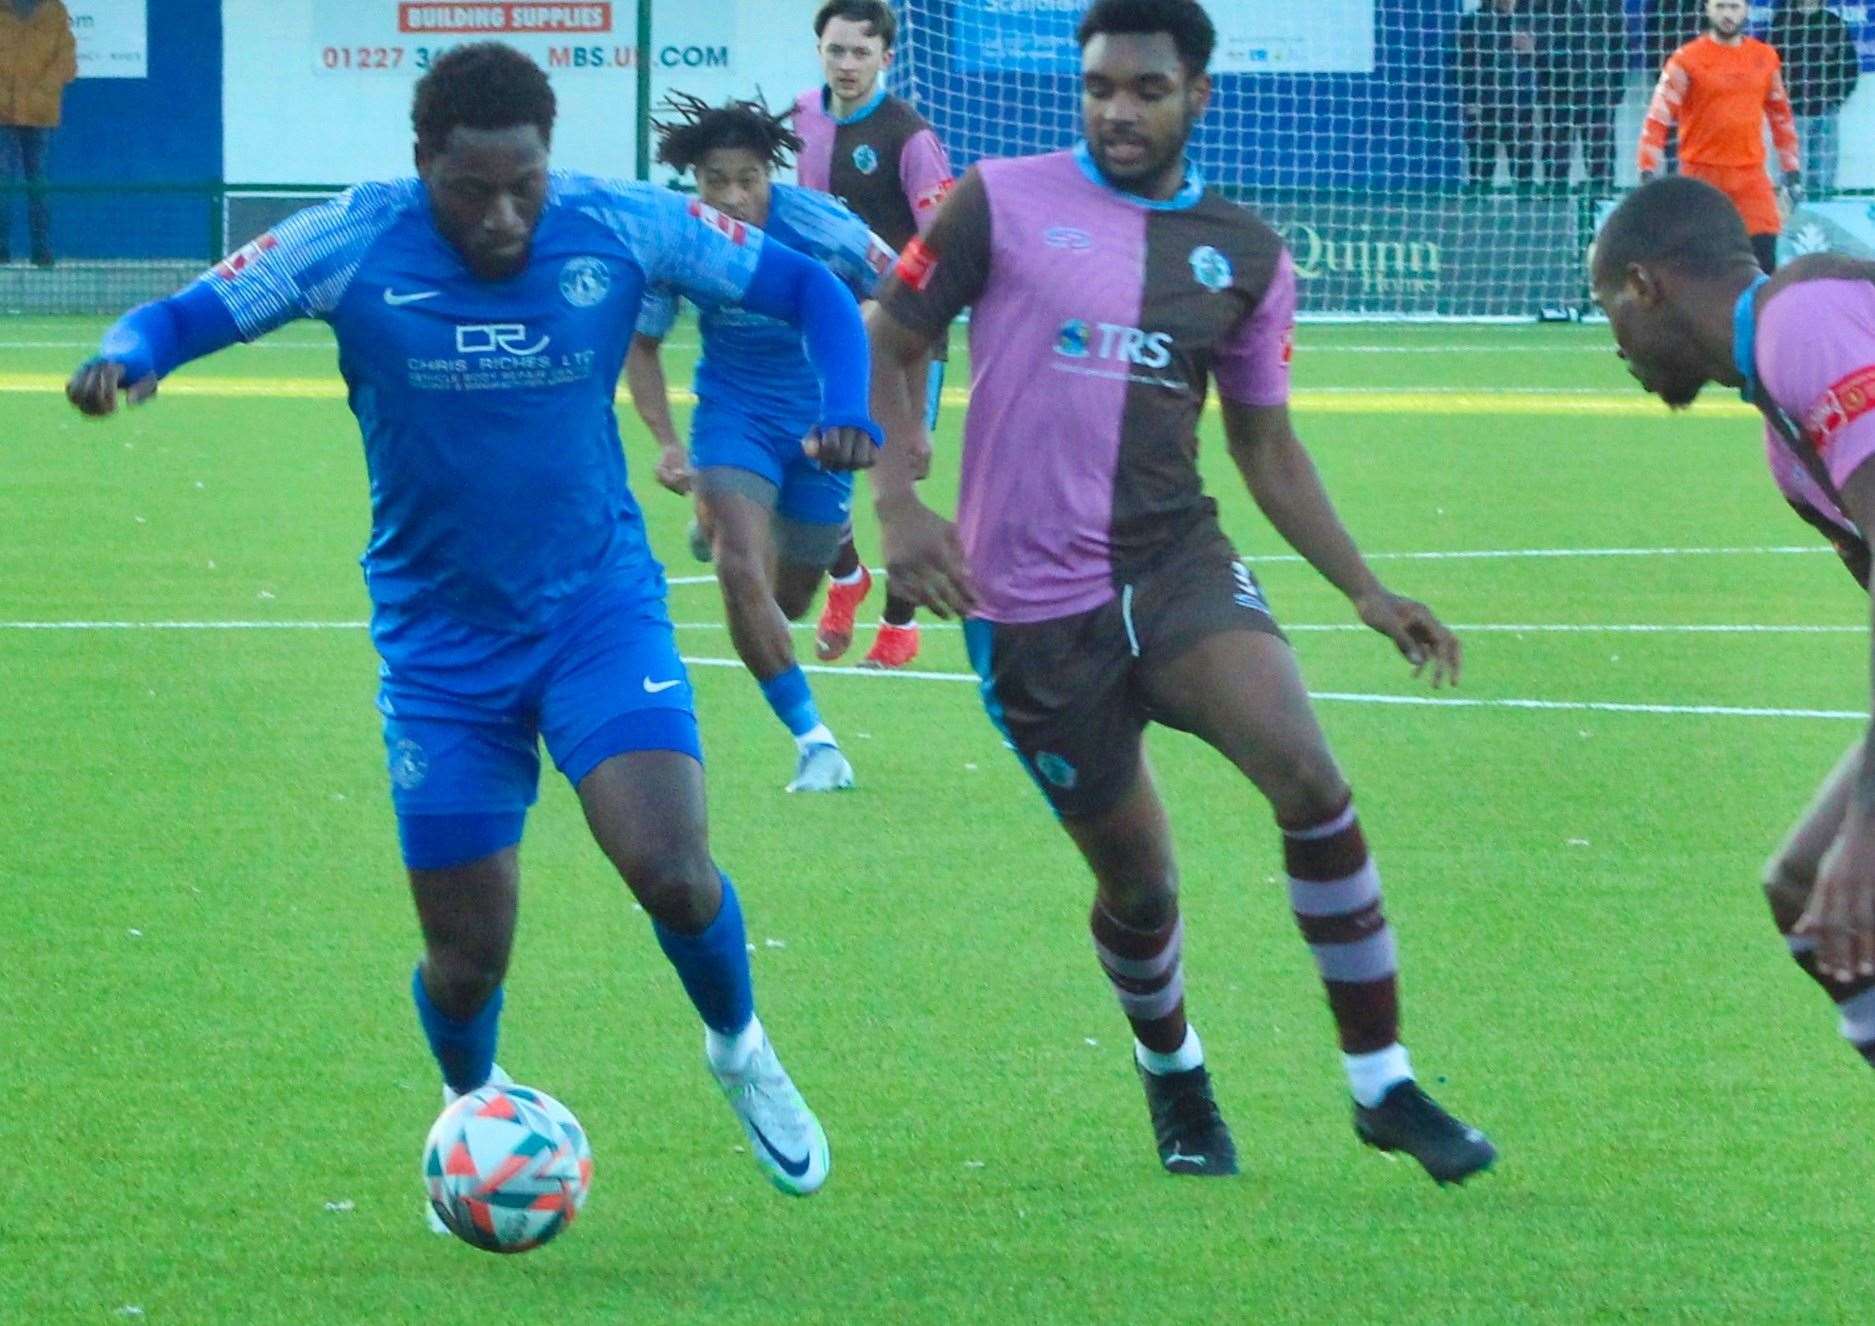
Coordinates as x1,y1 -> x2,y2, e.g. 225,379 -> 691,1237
708,1020 -> 830,1196
786,742 -> 854,793
426,1063 -> 512,1234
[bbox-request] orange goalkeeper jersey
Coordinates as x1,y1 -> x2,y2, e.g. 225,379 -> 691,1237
1638,35 -> 1800,174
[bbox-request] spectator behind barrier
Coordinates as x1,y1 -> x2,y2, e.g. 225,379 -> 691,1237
0,0 -> 77,268
1531,0 -> 1629,192
1769,0 -> 1861,197
1453,0 -> 1541,191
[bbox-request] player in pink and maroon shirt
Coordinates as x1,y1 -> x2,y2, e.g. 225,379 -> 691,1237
1594,176 -> 1875,1066
864,0 -> 1496,1184
794,0 -> 956,670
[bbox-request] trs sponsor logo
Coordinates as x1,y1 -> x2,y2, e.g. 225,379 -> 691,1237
1054,320 -> 1172,369
456,323 -> 551,355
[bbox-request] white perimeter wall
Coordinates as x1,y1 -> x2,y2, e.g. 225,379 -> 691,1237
223,0 -> 824,184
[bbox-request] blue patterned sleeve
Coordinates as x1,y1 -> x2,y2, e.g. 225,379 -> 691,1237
775,188 -> 895,300
635,285 -> 681,340
202,181 -> 413,339
823,215 -> 896,301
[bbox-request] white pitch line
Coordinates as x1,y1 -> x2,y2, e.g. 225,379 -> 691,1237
0,618 -> 1859,637
670,620 -> 1864,637
683,655 -> 1864,721
0,624 -> 1853,719
1307,691 -> 1864,721
664,546 -> 1832,581
0,338 -> 1601,355
1307,544 -> 1829,563
1312,345 -> 1609,354
0,619 -> 369,629
0,338 -> 705,352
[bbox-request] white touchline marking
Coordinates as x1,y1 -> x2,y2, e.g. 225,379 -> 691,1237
0,619 -> 1858,637
670,621 -> 1863,636
0,620 -> 369,629
0,339 -> 1597,355
0,622 -> 1851,719
1282,545 -> 1829,564
1310,345 -> 1610,354
679,656 -> 1862,720
0,338 -> 707,352
662,547 -> 1831,580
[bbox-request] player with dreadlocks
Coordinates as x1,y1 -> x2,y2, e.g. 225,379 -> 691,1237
627,93 -> 896,792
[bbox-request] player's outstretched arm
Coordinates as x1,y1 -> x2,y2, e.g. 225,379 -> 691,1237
1222,399 -> 1459,686
865,303 -> 973,619
738,238 -> 882,472
1797,460 -> 1875,981
66,282 -> 241,418
623,333 -> 691,495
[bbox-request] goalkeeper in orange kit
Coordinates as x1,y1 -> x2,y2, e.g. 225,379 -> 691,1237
1637,0 -> 1801,273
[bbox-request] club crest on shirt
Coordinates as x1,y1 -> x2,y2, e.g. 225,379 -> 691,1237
852,143 -> 879,175
1188,245 -> 1233,292
558,256 -> 612,308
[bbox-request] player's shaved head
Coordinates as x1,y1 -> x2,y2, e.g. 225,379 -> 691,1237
1591,177 -> 1758,289
1591,178 -> 1762,411
412,43 -> 556,157
1077,0 -> 1217,77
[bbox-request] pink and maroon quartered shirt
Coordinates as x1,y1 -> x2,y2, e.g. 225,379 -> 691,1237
1746,258 -> 1875,586
877,145 -> 1295,624
792,86 -> 954,252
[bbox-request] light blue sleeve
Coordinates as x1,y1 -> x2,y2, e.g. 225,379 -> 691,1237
202,180 -> 416,339
774,186 -> 896,300
569,178 -> 766,310
635,285 -> 682,340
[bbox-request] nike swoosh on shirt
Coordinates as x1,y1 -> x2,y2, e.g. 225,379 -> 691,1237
383,289 -> 441,305
748,1121 -> 812,1179
642,677 -> 683,694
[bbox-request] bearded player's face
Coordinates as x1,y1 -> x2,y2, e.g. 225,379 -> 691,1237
418,124 -> 551,282
1706,0 -> 1747,39
1080,32 -> 1210,197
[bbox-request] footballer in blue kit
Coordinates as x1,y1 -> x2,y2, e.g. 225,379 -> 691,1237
627,94 -> 896,792
65,45 -> 883,1205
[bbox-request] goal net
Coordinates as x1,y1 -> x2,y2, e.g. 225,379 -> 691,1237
894,1 -> 1707,320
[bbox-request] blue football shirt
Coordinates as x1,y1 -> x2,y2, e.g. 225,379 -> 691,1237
197,173 -> 767,634
636,183 -> 893,421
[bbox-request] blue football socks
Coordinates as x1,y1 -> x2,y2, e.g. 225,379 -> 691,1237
654,873 -> 756,1037
411,966 -> 503,1096
757,665 -> 825,741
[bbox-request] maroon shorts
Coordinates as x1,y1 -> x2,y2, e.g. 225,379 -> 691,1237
963,524 -> 1283,820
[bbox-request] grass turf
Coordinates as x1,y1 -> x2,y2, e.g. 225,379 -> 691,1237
2,317 -> 1871,1322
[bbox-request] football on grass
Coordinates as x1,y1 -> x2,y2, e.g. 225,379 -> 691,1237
422,1083 -> 592,1253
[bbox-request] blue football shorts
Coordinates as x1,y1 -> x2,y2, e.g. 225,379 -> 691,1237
689,398 -> 854,531
372,573 -> 701,823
